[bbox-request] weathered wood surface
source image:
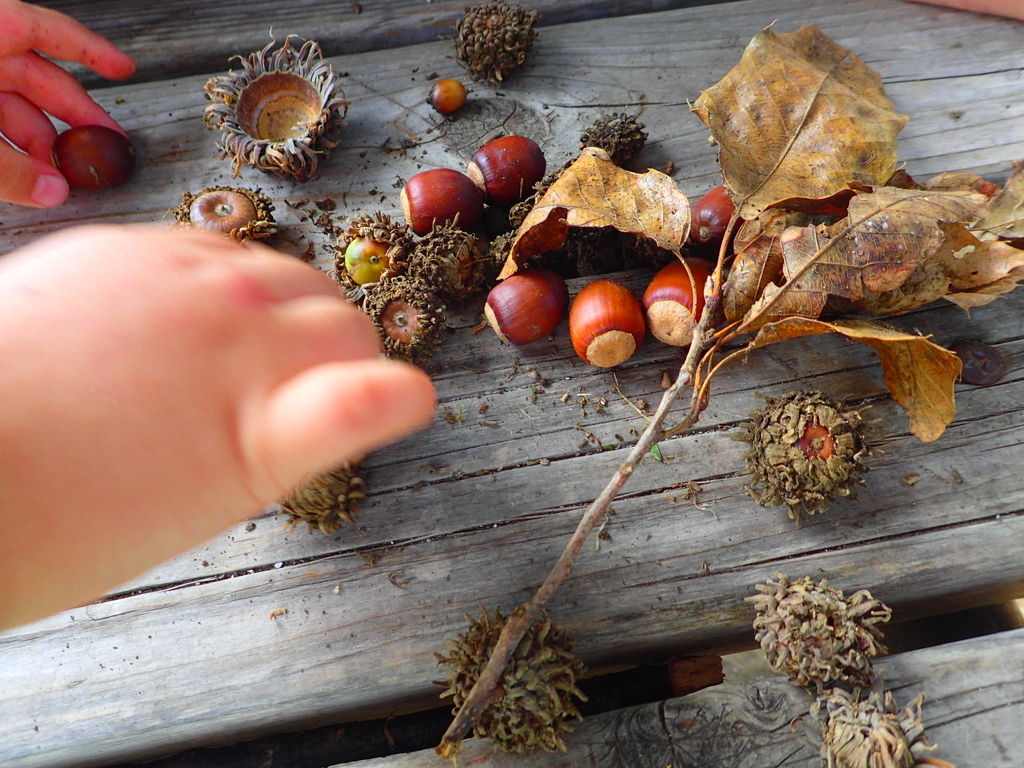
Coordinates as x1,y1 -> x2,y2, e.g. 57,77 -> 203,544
1,1 -> 1023,767
37,0 -> 737,88
336,626 -> 1024,768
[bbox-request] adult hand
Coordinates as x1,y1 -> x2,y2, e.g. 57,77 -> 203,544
0,0 -> 135,208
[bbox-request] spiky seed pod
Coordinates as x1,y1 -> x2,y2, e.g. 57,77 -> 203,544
579,113 -> 648,166
456,1 -> 539,84
329,266 -> 373,308
740,389 -> 868,521
342,211 -> 416,279
279,462 -> 366,535
748,573 -> 891,691
812,689 -> 952,768
507,158 -> 574,230
203,37 -> 347,181
406,222 -> 484,303
365,276 -> 446,364
436,607 -> 587,754
485,230 -> 517,283
173,186 -> 277,241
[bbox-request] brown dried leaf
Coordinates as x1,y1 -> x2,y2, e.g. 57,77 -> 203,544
738,187 -> 994,329
751,317 -> 960,442
974,159 -> 1024,239
498,147 -> 691,279
691,25 -> 908,219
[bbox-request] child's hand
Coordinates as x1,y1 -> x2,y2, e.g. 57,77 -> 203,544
0,0 -> 135,208
0,225 -> 437,629
905,0 -> 1024,20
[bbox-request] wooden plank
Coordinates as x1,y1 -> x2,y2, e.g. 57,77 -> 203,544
1,1 -> 1023,766
332,626 -> 1024,768
37,0 -> 738,88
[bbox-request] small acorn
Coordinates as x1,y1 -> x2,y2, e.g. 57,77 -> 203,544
173,186 -> 276,241
52,125 -> 135,190
569,279 -> 646,367
484,268 -> 569,345
467,135 -> 546,207
642,258 -> 712,347
691,185 -> 736,251
365,276 -> 446,364
342,237 -> 389,285
429,78 -> 468,115
401,168 -> 484,235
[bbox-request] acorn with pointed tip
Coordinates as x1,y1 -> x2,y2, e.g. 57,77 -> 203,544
484,268 -> 569,345
569,279 -> 646,367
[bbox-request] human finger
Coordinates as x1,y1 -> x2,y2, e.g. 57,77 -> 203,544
244,359 -> 437,498
0,52 -> 125,134
0,91 -> 58,162
0,139 -> 69,207
265,294 -> 383,374
0,0 -> 135,80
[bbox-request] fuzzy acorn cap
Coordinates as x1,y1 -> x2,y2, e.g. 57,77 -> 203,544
279,461 -> 366,535
748,573 -> 891,691
456,1 -> 539,84
740,389 -> 868,521
341,211 -> 416,279
579,113 -> 648,166
329,266 -> 373,308
173,186 -> 276,241
812,689 -> 952,768
365,275 -> 446,364
406,221 -> 484,303
436,607 -> 587,754
203,36 -> 347,181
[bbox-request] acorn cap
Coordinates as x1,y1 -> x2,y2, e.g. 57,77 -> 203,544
579,113 -> 648,166
740,389 -> 868,521
813,689 -> 948,768
435,607 -> 587,754
365,276 -> 447,364
406,221 -> 484,303
279,461 -> 366,535
747,573 -> 891,691
203,36 -> 347,181
339,211 -> 416,279
173,186 -> 276,241
456,1 -> 539,84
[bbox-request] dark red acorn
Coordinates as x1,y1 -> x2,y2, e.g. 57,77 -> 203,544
569,279 -> 646,368
467,135 -> 546,207
484,268 -> 569,346
642,258 -> 712,347
400,168 -> 484,235
52,125 -> 135,190
691,185 -> 735,249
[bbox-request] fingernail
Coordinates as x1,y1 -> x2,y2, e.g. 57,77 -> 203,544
32,174 -> 69,208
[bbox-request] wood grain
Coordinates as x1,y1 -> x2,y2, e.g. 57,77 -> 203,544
334,627 -> 1024,767
0,1 -> 1022,766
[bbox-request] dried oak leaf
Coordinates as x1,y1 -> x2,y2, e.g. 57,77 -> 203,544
498,147 -> 691,279
751,317 -> 961,442
974,158 -> 1024,240
734,186 -> 995,328
691,25 -> 908,220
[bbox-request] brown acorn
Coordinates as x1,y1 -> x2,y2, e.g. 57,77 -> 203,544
400,168 -> 485,235
365,276 -> 446,364
569,279 -> 646,367
455,1 -> 539,84
691,185 -> 736,251
174,186 -> 276,241
642,258 -> 712,347
484,268 -> 569,345
467,135 -> 547,207
52,125 -> 136,190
